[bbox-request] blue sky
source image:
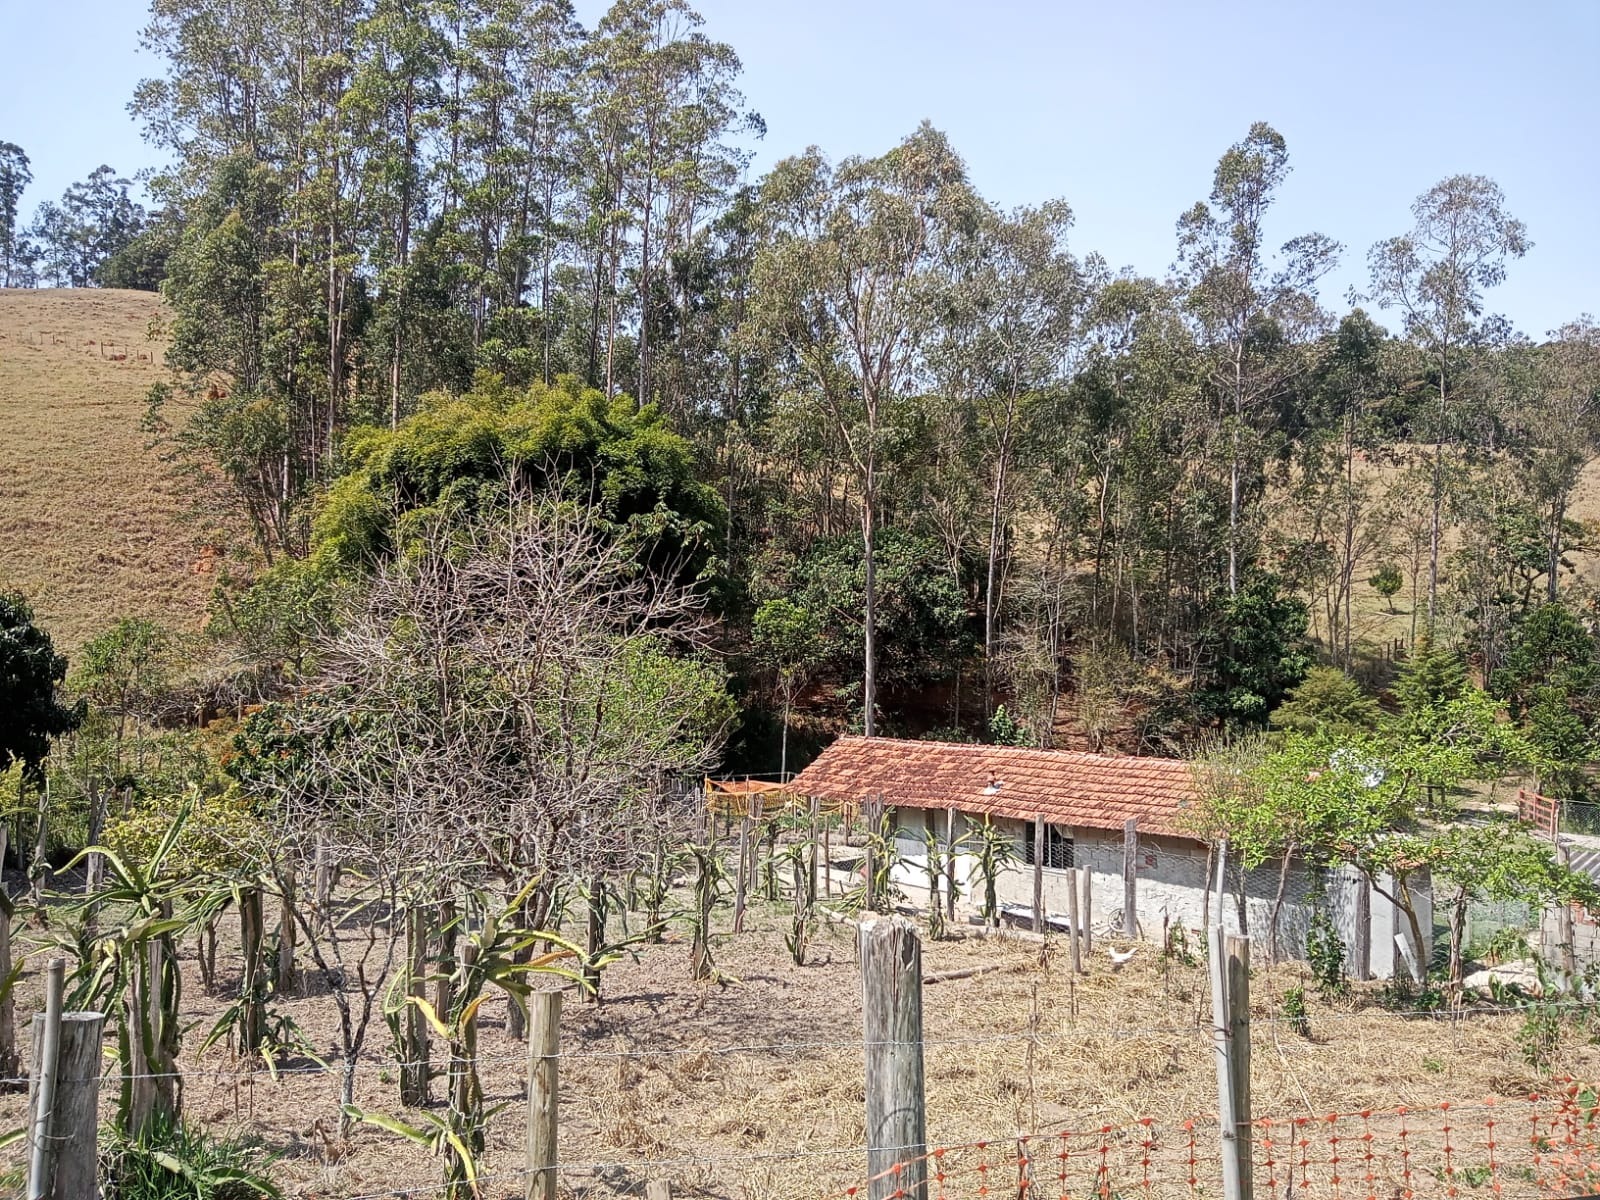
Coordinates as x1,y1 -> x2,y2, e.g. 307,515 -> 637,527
3,0 -> 1595,335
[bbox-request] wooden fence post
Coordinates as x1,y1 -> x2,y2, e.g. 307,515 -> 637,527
0,880 -> 15,1078
809,797 -> 821,905
823,813 -> 833,898
860,918 -> 927,1200
1556,842 -> 1578,977
400,906 -> 430,1106
27,1009 -> 103,1200
1208,928 -> 1253,1200
645,1182 -> 672,1200
1032,815 -> 1046,935
1080,866 -> 1093,957
277,866 -> 298,995
525,990 -> 561,1200
1351,873 -> 1371,982
1122,820 -> 1139,939
238,887 -> 266,1055
26,958 -> 64,1200
1226,934 -> 1253,1200
1066,866 -> 1083,974
314,833 -> 332,912
733,814 -> 752,933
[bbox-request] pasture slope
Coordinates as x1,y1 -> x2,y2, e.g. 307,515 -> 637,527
0,287 -> 213,653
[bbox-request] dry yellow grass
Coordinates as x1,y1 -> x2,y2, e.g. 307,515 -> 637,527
3,899 -> 1594,1199
0,287 -> 215,652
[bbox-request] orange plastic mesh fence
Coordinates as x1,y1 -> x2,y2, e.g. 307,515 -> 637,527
833,1082 -> 1600,1199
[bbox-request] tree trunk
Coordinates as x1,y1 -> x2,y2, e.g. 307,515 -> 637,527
862,470 -> 878,737
1447,893 -> 1467,991
238,887 -> 267,1058
0,885 -> 15,1080
434,896 -> 458,1032
1268,846 -> 1294,965
400,906 -> 431,1106
583,874 -> 606,1002
1547,493 -> 1566,603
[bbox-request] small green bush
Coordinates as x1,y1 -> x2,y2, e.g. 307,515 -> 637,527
1305,908 -> 1346,994
103,791 -> 268,880
102,1119 -> 280,1200
1283,984 -> 1311,1039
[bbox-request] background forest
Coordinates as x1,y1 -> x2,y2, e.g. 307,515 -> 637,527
1,0 -> 1598,799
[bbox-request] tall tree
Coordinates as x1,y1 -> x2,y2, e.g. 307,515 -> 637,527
29,166 -> 148,287
0,141 -> 31,286
750,124 -> 975,735
1363,175 -> 1529,627
1176,121 -> 1339,595
929,199 -> 1082,708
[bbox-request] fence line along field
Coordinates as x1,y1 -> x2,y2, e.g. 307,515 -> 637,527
0,288 -> 215,652
4,853 -> 1598,1200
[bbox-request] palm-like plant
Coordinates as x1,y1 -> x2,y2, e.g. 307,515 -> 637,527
362,879 -> 589,1198
56,803 -> 233,1136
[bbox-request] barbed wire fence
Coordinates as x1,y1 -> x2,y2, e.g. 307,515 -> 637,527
7,876 -> 1600,1200
8,995 -> 1600,1197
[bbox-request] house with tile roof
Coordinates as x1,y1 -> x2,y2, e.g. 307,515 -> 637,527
789,735 -> 1430,979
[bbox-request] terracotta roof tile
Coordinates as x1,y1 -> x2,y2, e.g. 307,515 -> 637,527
788,736 -> 1201,839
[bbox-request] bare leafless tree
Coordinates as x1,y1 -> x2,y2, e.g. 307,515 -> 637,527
252,493 -> 730,1122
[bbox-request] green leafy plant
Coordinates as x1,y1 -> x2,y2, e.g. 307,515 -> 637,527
1368,564 -> 1403,612
1479,926 -> 1532,966
920,826 -> 954,940
373,881 -> 590,1197
1282,984 -> 1311,1039
57,803 -> 237,1137
101,1117 -> 280,1200
681,843 -> 732,984
967,817 -> 1016,927
1164,923 -> 1196,967
1305,908 -> 1346,994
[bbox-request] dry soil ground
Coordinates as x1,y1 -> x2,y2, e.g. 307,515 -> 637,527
2,889 -> 1597,1200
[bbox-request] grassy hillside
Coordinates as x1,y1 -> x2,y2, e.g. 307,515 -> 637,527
0,288 -> 214,653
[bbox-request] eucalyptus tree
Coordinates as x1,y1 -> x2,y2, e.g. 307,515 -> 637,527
1363,174 -> 1529,626
1176,122 -> 1340,596
926,199 -> 1082,704
577,0 -> 755,403
345,0 -> 447,427
1290,310 -> 1398,665
1525,318 -> 1600,601
28,166 -> 148,287
750,123 -> 976,735
0,141 -> 31,286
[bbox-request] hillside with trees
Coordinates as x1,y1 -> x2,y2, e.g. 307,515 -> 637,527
1,2 -> 1599,1197
3,31 -> 1597,759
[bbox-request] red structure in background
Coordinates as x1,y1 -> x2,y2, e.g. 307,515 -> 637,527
1519,788 -> 1561,842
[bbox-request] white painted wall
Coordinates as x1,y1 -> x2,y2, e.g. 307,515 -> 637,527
886,808 -> 1432,980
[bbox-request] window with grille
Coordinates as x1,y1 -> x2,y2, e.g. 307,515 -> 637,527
1022,822 -> 1074,869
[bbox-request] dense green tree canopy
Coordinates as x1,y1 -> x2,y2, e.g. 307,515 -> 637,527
311,374 -> 726,584
0,592 -> 83,778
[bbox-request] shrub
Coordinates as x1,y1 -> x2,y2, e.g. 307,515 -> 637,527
103,791 -> 268,880
1305,908 -> 1347,994
1283,984 -> 1311,1039
102,1119 -> 280,1200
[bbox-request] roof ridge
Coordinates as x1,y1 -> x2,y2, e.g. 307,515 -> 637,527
832,733 -> 1186,769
